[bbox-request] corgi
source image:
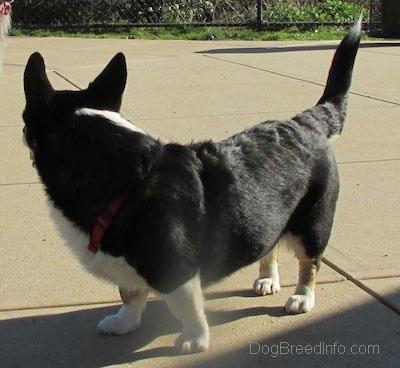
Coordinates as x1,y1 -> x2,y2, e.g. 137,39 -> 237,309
22,19 -> 361,354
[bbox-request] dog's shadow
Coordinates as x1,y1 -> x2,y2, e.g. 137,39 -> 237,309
0,290 -> 283,367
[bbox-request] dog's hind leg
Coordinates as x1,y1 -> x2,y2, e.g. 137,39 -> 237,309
284,151 -> 339,314
284,181 -> 337,314
98,287 -> 148,334
253,243 -> 281,295
162,271 -> 209,354
285,238 -> 320,314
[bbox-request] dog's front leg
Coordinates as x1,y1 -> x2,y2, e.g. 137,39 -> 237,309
285,256 -> 319,314
98,287 -> 148,335
163,271 -> 209,354
253,243 -> 281,295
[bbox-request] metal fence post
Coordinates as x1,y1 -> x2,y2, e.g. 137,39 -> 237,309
257,0 -> 263,31
382,0 -> 400,36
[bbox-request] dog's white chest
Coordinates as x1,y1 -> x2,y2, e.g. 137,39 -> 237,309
48,203 -> 148,291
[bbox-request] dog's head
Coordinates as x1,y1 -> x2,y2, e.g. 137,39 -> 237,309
22,52 -> 127,164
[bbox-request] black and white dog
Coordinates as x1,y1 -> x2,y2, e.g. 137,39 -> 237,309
23,20 -> 361,354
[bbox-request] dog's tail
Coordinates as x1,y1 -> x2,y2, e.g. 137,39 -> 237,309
295,17 -> 362,138
318,16 -> 362,106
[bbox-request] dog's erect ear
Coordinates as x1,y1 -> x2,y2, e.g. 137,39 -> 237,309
24,52 -> 54,108
87,52 -> 127,111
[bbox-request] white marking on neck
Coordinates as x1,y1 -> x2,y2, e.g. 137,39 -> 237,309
75,108 -> 146,135
48,203 -> 149,291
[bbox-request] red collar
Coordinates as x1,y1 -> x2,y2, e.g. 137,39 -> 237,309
88,193 -> 127,254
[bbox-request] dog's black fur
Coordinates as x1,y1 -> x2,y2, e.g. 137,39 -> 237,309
23,21 -> 361,352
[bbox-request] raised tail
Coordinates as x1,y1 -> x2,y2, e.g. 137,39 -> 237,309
318,16 -> 362,105
294,18 -> 362,138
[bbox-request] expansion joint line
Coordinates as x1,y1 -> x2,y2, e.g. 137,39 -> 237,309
322,257 -> 400,316
204,54 -> 400,107
53,70 -> 82,90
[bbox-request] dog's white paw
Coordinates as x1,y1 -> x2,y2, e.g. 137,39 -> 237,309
98,314 -> 139,335
254,277 -> 281,296
98,306 -> 140,335
175,330 -> 210,354
285,293 -> 315,314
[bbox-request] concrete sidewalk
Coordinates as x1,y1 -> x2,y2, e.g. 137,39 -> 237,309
0,36 -> 399,367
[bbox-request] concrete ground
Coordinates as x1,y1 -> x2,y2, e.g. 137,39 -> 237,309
0,35 -> 399,367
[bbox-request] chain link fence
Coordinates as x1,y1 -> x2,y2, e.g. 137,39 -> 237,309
12,1 -> 258,28
11,1 -> 374,31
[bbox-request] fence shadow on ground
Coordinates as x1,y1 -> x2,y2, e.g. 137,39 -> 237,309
198,42 -> 400,55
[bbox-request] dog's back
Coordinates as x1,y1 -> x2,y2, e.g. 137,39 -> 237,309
194,18 -> 362,284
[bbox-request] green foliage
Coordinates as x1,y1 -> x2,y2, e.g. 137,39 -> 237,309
11,0 -> 369,40
12,0 -> 368,26
12,25 -> 368,42
265,0 -> 367,23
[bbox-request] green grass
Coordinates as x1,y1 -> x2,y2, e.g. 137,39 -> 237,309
11,25 -> 368,41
